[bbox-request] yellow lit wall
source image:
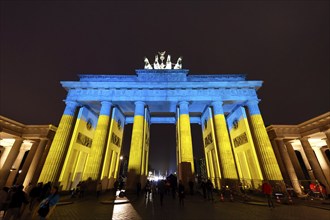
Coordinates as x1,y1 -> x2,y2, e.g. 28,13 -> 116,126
201,107 -> 221,188
59,107 -> 96,190
101,107 -> 125,189
227,107 -> 263,188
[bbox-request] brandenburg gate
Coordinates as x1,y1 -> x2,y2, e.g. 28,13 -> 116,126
38,52 -> 283,191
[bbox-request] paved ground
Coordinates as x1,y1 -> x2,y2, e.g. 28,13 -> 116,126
15,190 -> 329,220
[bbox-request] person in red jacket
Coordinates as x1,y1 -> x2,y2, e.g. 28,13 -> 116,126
262,180 -> 274,208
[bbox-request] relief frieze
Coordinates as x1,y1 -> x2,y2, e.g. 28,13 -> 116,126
68,88 -> 256,101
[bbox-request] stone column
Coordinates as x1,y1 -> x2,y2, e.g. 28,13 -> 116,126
300,137 -> 330,194
275,139 -> 302,195
16,140 -> 40,185
0,138 -> 23,188
324,128 -> 330,148
211,101 -> 238,186
313,147 -> 330,188
22,139 -> 48,187
5,144 -> 31,187
83,101 -> 112,180
284,141 -> 306,182
0,147 -> 11,169
296,148 -> 316,181
245,101 -> 283,181
32,140 -> 51,184
38,101 -> 79,184
270,139 -> 289,181
177,101 -> 194,186
127,101 -> 146,190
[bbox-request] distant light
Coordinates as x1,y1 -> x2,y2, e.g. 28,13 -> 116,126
120,156 -> 123,160
19,170 -> 22,174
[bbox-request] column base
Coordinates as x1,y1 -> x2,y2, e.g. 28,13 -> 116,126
126,170 -> 147,191
178,162 -> 194,191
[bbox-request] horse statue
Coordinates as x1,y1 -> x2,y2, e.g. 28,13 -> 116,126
174,57 -> 182,69
165,55 -> 172,69
153,55 -> 160,69
144,57 -> 153,69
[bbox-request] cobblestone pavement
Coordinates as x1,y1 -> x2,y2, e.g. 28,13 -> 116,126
20,191 -> 328,220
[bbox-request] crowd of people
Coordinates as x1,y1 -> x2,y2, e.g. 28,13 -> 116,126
2,177 -> 318,219
134,177 -> 217,208
0,182 -> 60,220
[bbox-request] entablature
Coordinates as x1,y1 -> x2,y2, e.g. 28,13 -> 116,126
66,88 -> 258,102
61,80 -> 262,91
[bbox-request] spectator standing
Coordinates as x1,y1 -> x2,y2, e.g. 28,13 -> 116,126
0,187 -> 10,217
96,182 -> 102,198
158,180 -> 165,206
4,185 -> 28,220
178,181 -> 185,207
206,179 -> 214,201
262,180 -> 274,208
29,183 -> 42,211
38,186 -> 60,220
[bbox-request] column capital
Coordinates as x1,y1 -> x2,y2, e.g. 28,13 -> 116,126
283,139 -> 296,144
300,136 -> 310,141
246,100 -> 260,105
134,101 -> 145,106
245,100 -> 261,115
322,128 -> 330,136
63,100 -> 79,116
134,101 -> 145,116
211,101 -> 224,115
178,101 -> 189,114
100,101 -> 113,115
64,100 -> 79,107
100,100 -> 112,105
211,100 -> 223,105
178,101 -> 189,106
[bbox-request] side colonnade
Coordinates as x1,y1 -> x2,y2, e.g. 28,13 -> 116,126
267,112 -> 330,196
0,115 -> 56,189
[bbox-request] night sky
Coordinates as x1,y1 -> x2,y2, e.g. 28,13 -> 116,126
1,1 -> 329,174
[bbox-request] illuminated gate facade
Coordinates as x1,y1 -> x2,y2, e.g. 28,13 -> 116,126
38,54 -> 283,191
